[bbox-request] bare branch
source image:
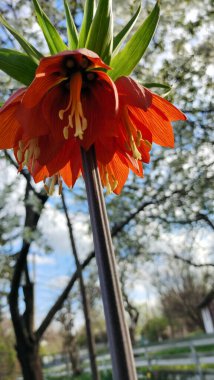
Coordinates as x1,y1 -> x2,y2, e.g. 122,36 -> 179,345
174,254 -> 214,268
35,251 -> 94,340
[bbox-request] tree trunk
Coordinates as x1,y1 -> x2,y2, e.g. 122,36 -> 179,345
16,341 -> 43,380
68,348 -> 82,376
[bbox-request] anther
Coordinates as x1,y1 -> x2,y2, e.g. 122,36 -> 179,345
65,58 -> 75,69
136,131 -> 142,147
17,150 -> 23,162
80,57 -> 90,69
87,72 -> 96,81
63,126 -> 69,140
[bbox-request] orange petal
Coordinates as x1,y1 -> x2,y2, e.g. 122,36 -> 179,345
17,100 -> 49,139
32,163 -> 49,183
151,92 -> 187,122
0,112 -> 22,149
1,88 -> 26,110
132,107 -> 175,148
41,85 -> 69,142
36,49 -> 110,77
124,154 -> 143,177
46,139 -> 81,177
116,76 -> 152,109
22,73 -> 66,108
81,76 -> 118,149
95,137 -> 116,165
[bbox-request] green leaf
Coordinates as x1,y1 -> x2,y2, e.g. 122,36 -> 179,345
109,2 -> 160,81
78,0 -> 96,48
0,49 -> 37,85
32,0 -> 68,54
63,0 -> 78,49
86,0 -> 113,63
0,14 -> 42,63
143,82 -> 171,91
113,4 -> 141,54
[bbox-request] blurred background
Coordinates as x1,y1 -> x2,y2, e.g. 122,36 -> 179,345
0,0 -> 213,379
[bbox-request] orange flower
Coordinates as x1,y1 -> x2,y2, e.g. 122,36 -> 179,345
115,76 -> 186,156
96,77 -> 187,193
0,49 -> 186,195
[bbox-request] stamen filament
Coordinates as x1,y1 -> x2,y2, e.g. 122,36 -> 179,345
122,107 -> 142,160
58,72 -> 88,140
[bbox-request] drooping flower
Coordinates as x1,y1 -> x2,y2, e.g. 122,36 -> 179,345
0,49 -> 186,195
115,76 -> 186,159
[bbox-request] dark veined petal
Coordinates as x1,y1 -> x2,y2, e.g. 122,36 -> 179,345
151,92 -> 187,122
32,163 -> 49,183
101,152 -> 130,195
131,106 -> 175,148
17,99 -> 50,139
95,137 -> 117,165
60,161 -> 81,188
81,71 -> 119,149
46,138 -> 81,177
41,85 -> 69,142
123,153 -> 143,177
1,88 -> 26,110
22,73 -> 66,108
0,88 -> 25,149
116,76 -> 152,109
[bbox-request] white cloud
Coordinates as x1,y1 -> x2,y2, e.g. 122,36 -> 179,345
48,275 -> 70,290
28,253 -> 55,266
39,204 -> 93,259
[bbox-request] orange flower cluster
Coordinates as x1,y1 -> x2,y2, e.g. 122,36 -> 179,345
0,49 -> 186,194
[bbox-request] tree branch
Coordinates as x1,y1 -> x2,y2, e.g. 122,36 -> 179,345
174,254 -> 214,268
35,250 -> 94,340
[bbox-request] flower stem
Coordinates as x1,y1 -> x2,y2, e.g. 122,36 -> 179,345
81,145 -> 137,380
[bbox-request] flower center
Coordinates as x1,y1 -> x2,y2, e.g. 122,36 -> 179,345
17,138 -> 40,171
59,72 -> 87,140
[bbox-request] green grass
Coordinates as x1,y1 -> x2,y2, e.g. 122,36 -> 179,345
46,371 -> 113,380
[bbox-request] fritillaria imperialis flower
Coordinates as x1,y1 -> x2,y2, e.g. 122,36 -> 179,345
0,49 -> 186,194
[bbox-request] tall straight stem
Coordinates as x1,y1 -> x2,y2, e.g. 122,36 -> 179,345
81,146 -> 137,380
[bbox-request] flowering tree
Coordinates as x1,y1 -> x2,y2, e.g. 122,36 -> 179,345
0,0 -> 186,379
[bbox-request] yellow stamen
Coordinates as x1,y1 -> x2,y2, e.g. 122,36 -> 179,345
136,131 -> 142,147
122,107 -> 142,160
63,126 -> 69,140
17,150 -> 23,162
58,72 -> 87,140
102,168 -> 118,195
43,174 -> 63,196
49,176 -> 57,195
17,138 -> 40,171
144,139 -> 152,149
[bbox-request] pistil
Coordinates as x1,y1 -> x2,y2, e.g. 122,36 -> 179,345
59,72 -> 87,140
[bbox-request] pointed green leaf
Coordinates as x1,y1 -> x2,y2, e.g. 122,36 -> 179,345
109,2 -> 160,81
78,0 -> 96,48
86,0 -> 113,63
143,82 -> 171,91
32,0 -> 68,54
0,49 -> 37,85
113,4 -> 141,55
0,15 -> 42,63
63,0 -> 78,49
